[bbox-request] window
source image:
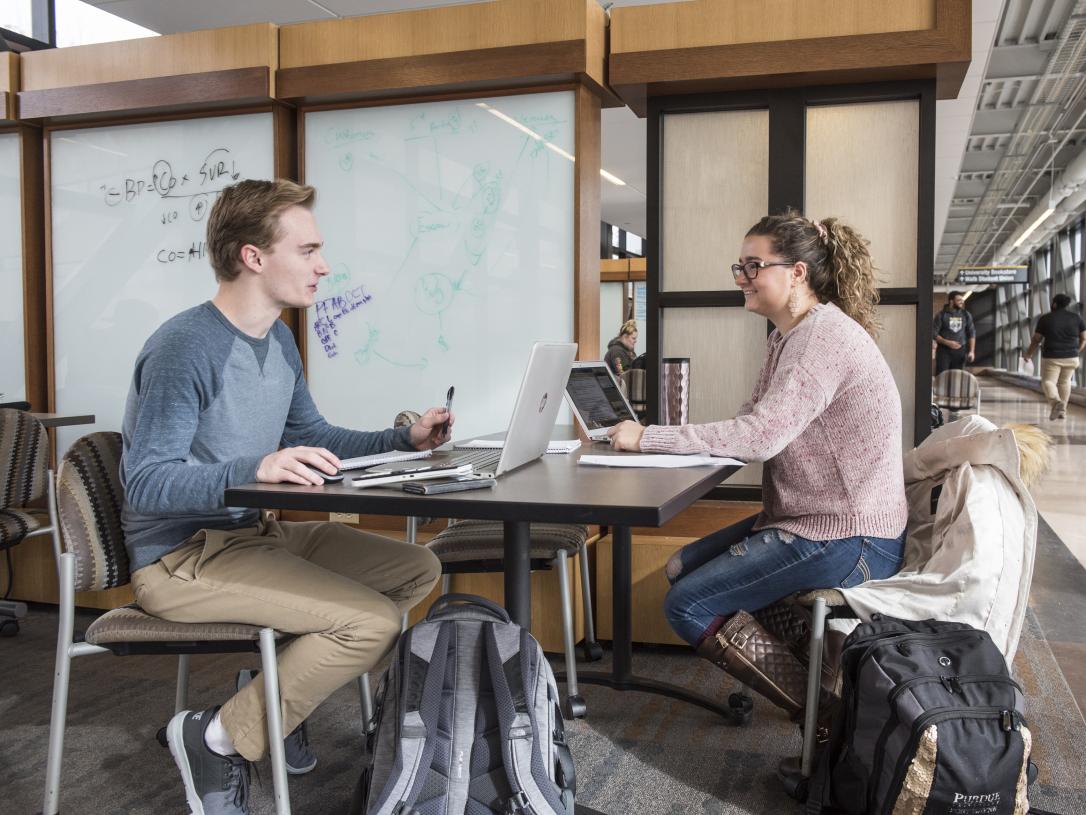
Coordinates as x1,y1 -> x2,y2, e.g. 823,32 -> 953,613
55,0 -> 156,48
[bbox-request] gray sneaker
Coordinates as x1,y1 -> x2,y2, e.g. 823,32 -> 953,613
235,669 -> 317,774
1050,403 -> 1061,420
166,708 -> 251,815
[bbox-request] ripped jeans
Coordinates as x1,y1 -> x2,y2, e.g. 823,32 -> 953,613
664,514 -> 905,645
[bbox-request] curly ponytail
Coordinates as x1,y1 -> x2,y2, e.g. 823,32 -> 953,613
745,209 -> 881,338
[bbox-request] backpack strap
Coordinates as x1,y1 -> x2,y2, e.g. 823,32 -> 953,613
483,623 -> 567,815
370,622 -> 454,815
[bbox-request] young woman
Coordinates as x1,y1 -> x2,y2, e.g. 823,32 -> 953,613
607,211 -> 908,716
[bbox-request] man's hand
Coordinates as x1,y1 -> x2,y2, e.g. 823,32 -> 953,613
945,340 -> 962,350
966,351 -> 975,363
409,407 -> 454,450
257,446 -> 340,486
607,420 -> 645,452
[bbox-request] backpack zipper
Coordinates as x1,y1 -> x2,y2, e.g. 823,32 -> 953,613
871,675 -> 1022,790
876,706 -> 1023,815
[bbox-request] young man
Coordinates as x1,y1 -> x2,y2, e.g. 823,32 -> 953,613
1024,293 -> 1086,420
121,179 -> 444,814
932,290 -> 976,374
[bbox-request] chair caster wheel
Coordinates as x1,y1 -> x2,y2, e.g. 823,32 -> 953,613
728,692 -> 753,725
0,619 -> 19,637
777,755 -> 809,801
156,726 -> 168,748
581,641 -> 603,662
563,695 -> 588,719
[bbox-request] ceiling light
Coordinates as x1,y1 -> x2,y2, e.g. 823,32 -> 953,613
600,169 -> 627,186
1011,207 -> 1055,248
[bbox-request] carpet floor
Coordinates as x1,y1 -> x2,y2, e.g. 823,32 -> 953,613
3,606 -> 1084,814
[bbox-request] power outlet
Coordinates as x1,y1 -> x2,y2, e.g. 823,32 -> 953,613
330,512 -> 359,524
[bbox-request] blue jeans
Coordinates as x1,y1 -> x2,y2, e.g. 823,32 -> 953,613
664,515 -> 905,645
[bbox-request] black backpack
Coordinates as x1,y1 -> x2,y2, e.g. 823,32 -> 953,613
808,616 -> 1033,815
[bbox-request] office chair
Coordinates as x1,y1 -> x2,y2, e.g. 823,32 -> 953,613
932,369 -> 981,420
42,432 -> 295,815
0,408 -> 56,636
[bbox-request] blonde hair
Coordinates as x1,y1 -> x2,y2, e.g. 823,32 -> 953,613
206,179 -> 316,283
746,209 -> 881,337
619,319 -> 638,337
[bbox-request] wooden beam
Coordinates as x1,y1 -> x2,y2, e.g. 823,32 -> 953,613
574,85 -> 601,361
0,53 -> 18,121
19,67 -> 272,121
19,126 -> 47,411
610,0 -> 970,114
20,23 -> 278,92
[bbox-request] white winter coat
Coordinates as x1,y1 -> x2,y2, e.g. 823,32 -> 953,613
838,415 -> 1036,660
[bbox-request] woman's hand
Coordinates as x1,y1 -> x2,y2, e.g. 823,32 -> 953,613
607,420 -> 645,452
408,407 -> 454,450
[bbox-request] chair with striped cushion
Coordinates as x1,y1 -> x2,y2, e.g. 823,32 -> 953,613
42,431 -> 295,815
933,369 -> 981,418
0,408 -> 58,636
427,518 -> 600,718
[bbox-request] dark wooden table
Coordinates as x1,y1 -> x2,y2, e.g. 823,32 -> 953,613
28,412 -> 96,429
225,444 -> 743,720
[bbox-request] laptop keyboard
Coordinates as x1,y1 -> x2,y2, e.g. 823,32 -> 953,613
443,448 -> 503,473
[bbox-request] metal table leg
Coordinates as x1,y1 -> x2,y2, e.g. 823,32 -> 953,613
502,520 -> 532,627
556,525 -> 751,724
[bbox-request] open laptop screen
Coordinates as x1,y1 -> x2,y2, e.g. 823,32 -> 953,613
565,364 -> 637,432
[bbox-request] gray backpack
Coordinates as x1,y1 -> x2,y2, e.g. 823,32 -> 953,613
352,594 -> 576,815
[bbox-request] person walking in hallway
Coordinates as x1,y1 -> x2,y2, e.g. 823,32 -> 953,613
122,179 -> 445,814
1024,293 -> 1086,420
933,290 -> 976,374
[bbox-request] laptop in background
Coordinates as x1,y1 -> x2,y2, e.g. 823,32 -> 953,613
564,360 -> 639,442
368,341 -> 578,479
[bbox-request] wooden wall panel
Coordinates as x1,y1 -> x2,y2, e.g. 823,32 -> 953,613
611,0 -> 936,53
0,53 -> 17,121
661,308 -> 765,487
20,23 -> 278,92
662,109 -> 768,291
805,100 -> 920,288
875,304 -> 918,452
279,0 -> 605,90
574,85 -> 601,360
20,126 -> 47,411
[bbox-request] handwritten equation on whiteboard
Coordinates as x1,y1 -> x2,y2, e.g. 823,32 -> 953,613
97,147 -> 243,266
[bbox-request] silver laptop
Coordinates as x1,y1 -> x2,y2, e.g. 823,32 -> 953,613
377,342 -> 578,479
564,360 -> 640,441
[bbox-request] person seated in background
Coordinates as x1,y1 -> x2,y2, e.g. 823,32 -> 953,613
1023,293 -> 1086,420
607,210 -> 907,719
604,319 -> 638,376
121,178 -> 444,814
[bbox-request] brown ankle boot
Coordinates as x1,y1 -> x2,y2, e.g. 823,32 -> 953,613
695,611 -> 809,716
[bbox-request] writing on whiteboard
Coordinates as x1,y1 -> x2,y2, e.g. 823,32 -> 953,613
313,284 -> 374,358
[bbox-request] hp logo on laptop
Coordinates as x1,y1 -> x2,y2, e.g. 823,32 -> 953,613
538,393 -> 548,413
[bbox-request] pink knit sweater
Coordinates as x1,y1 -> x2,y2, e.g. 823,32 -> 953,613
641,303 -> 908,541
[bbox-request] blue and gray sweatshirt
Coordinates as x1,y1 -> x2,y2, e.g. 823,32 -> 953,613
121,301 -> 415,571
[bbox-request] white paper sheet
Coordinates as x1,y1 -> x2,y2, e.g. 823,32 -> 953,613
578,454 -> 743,468
457,438 -> 582,454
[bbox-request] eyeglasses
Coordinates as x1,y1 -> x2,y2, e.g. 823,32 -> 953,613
730,260 -> 794,282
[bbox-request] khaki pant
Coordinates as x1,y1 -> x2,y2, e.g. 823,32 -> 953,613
1040,357 -> 1080,408
131,519 -> 441,761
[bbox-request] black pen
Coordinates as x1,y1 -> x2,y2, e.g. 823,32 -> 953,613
441,385 -> 455,437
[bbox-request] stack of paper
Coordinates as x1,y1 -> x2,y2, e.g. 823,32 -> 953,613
578,454 -> 742,468
457,438 -> 582,454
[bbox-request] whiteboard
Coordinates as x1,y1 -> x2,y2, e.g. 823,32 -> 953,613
304,92 -> 575,440
50,114 -> 274,453
0,133 -> 25,404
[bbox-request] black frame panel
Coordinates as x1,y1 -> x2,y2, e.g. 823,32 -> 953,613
647,80 -> 937,499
